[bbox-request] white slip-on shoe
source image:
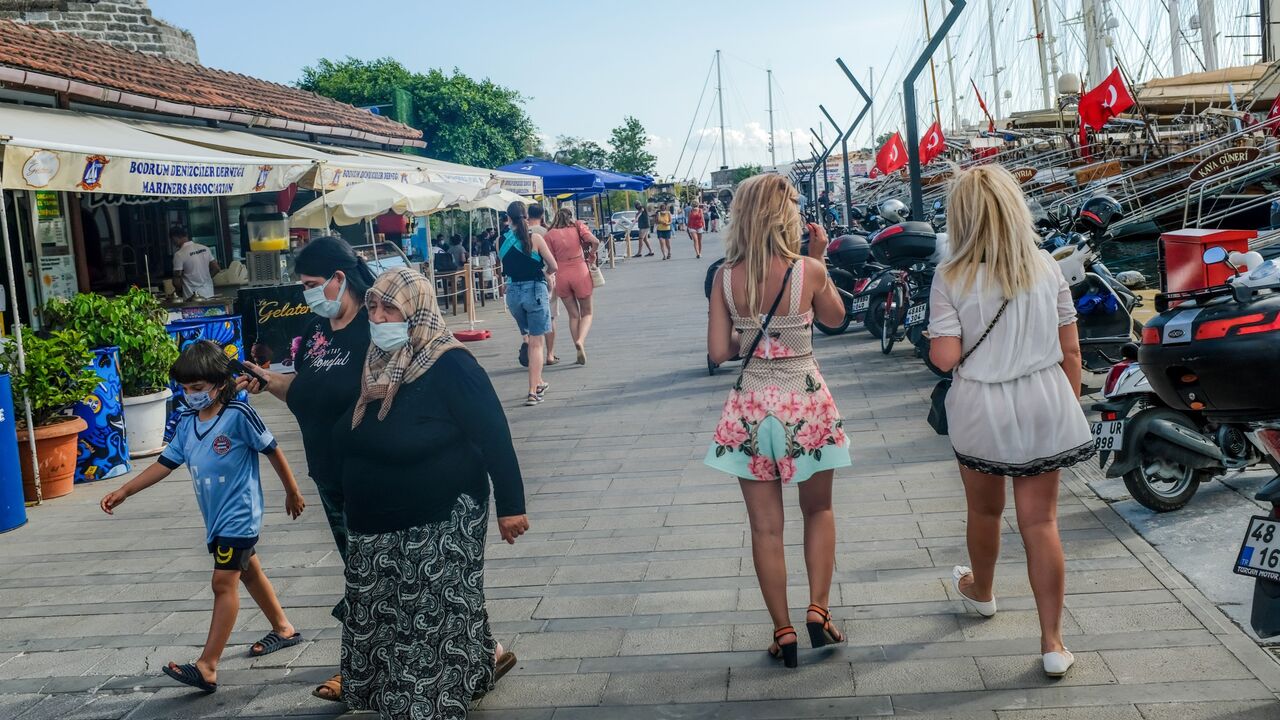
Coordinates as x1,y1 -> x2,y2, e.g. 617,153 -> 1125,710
952,566 -> 997,618
1042,649 -> 1075,678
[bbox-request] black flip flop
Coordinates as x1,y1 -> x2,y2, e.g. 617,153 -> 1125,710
163,662 -> 217,693
249,630 -> 303,657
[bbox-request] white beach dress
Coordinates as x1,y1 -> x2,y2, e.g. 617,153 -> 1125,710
928,251 -> 1094,476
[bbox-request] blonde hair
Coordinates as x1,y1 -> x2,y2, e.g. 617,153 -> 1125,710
724,174 -> 802,315
941,164 -> 1046,298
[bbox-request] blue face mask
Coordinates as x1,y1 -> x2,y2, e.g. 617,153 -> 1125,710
185,390 -> 213,411
304,274 -> 346,318
370,321 -> 410,352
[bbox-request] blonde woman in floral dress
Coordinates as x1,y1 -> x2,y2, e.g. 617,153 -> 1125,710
705,174 -> 851,669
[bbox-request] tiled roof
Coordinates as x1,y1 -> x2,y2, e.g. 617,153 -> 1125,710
0,20 -> 422,145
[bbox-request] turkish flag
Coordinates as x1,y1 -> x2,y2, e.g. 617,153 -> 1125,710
1265,94 -> 1280,136
919,122 -> 946,165
869,167 -> 882,179
1079,120 -> 1092,161
876,132 -> 908,176
1078,67 -> 1135,131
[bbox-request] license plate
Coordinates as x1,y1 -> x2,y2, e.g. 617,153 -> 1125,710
851,295 -> 870,313
1234,516 -> 1280,583
904,302 -> 927,327
1092,420 -> 1124,451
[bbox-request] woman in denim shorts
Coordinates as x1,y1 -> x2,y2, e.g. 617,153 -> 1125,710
502,201 -> 559,406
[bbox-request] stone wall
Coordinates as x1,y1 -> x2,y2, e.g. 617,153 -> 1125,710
0,0 -> 199,64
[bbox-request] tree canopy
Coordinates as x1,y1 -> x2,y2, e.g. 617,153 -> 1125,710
298,57 -> 539,169
731,164 -> 764,185
608,117 -> 657,176
552,136 -> 610,168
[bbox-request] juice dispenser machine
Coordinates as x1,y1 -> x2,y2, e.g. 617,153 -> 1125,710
245,212 -> 291,286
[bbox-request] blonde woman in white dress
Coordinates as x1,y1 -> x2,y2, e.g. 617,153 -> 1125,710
927,165 -> 1094,678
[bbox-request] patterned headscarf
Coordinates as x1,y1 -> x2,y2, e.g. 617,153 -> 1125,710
352,268 -> 470,428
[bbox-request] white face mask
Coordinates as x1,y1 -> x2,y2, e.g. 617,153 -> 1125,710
370,321 -> 410,352
303,274 -> 346,318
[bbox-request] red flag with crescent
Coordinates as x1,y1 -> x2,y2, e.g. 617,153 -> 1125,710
919,121 -> 946,165
1078,67 -> 1135,132
875,132 -> 908,176
1265,94 -> 1280,136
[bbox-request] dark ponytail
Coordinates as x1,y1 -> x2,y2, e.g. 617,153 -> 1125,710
507,200 -> 531,253
294,235 -> 375,301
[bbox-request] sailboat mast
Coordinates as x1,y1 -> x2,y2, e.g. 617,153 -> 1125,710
716,49 -> 727,170
1032,0 -> 1053,109
1196,0 -> 1219,71
1169,0 -> 1184,75
923,0 -> 942,125
986,0 -> 1003,121
767,68 -> 776,167
868,66 -> 877,146
944,34 -> 961,129
1082,0 -> 1111,84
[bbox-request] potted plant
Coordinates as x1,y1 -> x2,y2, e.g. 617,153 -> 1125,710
1,328 -> 99,501
43,288 -> 179,457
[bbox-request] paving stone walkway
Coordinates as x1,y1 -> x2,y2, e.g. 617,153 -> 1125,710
1,232 -> 1279,719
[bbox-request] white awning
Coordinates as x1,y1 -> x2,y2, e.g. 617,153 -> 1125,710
0,104 -> 310,196
332,147 -> 543,195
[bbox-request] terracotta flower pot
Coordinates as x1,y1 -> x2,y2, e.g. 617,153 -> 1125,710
18,416 -> 88,502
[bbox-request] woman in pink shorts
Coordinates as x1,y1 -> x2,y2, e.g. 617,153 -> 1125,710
544,208 -> 601,365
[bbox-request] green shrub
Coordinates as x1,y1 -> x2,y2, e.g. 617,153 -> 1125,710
43,288 -> 179,396
1,328 -> 99,428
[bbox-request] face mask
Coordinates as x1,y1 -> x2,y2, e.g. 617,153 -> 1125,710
370,321 -> 410,352
185,390 -> 213,411
304,274 -> 346,318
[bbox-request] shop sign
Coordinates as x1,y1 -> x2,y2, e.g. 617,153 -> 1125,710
235,285 -> 310,375
35,191 -> 61,218
38,255 -> 77,301
1189,147 -> 1261,182
1009,167 -> 1038,185
319,165 -> 427,190
3,145 -> 309,196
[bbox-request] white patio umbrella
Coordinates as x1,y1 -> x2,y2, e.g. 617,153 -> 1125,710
290,180 -> 446,228
418,180 -> 482,209
459,188 -> 536,212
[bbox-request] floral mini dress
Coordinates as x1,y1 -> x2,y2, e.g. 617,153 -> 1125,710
705,259 -> 852,484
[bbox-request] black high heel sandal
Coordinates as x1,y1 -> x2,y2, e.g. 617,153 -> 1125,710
806,604 -> 846,648
767,626 -> 799,668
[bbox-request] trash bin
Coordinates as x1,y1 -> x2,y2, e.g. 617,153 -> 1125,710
0,373 -> 28,533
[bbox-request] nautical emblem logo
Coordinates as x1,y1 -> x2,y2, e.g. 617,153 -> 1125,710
21,150 -> 59,188
399,172 -> 409,183
77,155 -> 109,191
253,165 -> 273,192
212,434 -> 232,456
328,168 -> 344,188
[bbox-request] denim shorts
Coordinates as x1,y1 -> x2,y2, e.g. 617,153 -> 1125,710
506,280 -> 552,336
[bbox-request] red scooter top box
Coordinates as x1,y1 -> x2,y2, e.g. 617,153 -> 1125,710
1160,228 -> 1255,294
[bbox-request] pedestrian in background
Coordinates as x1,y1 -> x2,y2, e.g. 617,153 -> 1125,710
687,203 -> 706,258
634,203 -> 654,256
502,200 -> 559,405
705,174 -> 851,668
526,204 -> 560,366
928,164 -> 1093,679
708,203 -> 720,232
655,203 -> 674,260
545,207 -> 600,365
335,268 -> 528,716
101,341 -> 305,694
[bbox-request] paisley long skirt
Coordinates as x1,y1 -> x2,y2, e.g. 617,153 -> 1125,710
341,493 -> 497,719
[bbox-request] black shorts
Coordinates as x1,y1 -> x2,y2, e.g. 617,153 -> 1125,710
208,536 -> 258,571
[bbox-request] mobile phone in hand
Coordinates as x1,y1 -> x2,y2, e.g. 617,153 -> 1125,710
226,358 -> 268,386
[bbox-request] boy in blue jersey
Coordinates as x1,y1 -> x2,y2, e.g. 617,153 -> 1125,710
100,341 -> 306,694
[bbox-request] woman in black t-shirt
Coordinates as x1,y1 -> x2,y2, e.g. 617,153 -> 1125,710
239,236 -> 373,704
336,268 -> 527,716
634,203 -> 654,257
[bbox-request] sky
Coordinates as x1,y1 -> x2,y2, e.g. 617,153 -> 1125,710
148,1 -> 1261,180
148,0 -> 917,179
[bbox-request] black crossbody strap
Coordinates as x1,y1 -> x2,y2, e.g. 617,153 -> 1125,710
739,263 -> 796,374
958,299 -> 1009,367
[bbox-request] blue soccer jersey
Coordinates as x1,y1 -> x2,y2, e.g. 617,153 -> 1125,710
158,400 -> 278,546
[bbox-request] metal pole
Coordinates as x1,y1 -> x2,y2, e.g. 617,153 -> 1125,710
986,0 -> 1003,121
807,143 -> 821,208
0,187 -> 40,505
923,0 -> 942,125
1196,0 -> 1219,71
944,34 -> 961,129
716,49 -> 728,169
811,127 -> 832,205
1032,0 -> 1054,109
767,69 -> 777,168
1168,0 -> 1184,75
869,67 -> 877,147
819,105 -> 846,224
836,58 -> 874,226
905,0 -> 968,219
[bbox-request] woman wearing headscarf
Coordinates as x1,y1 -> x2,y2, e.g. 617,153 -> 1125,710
334,268 -> 529,717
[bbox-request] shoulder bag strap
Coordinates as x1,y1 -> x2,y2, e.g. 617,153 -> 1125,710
738,264 -> 796,374
958,299 -> 1009,367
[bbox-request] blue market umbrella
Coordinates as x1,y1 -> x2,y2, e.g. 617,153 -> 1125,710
497,158 -> 601,195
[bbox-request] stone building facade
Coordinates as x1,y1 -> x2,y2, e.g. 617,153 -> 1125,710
0,0 -> 198,63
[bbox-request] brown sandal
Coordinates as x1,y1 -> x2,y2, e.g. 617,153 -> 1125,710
495,651 -> 517,682
312,673 -> 342,702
